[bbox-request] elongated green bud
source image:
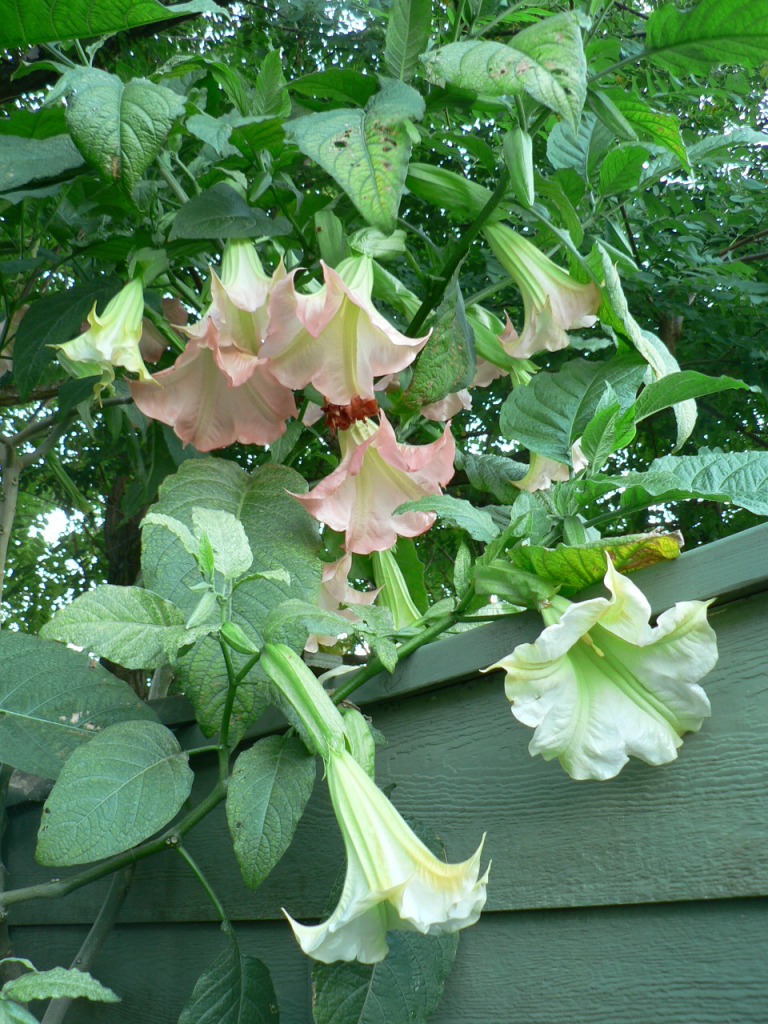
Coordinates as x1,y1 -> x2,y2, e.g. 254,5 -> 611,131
503,128 -> 535,209
261,643 -> 347,759
372,549 -> 421,630
220,620 -> 260,655
586,90 -> 638,142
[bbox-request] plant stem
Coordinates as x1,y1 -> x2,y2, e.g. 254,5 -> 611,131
332,585 -> 475,704
0,781 -> 227,915
156,157 -> 190,204
176,846 -> 229,924
218,639 -> 239,780
40,867 -> 135,1024
405,167 -> 511,337
0,444 -> 20,610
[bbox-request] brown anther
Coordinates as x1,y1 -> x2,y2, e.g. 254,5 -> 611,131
323,396 -> 380,432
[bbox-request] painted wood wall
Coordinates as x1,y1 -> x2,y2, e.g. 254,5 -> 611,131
7,524 -> 768,1023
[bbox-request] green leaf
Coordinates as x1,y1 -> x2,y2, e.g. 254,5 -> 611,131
403,272 -> 476,407
396,495 -> 500,542
579,390 -> 636,470
0,0 -> 224,48
385,0 -> 432,81
645,0 -> 768,74
141,460 -> 321,742
546,113 -> 613,181
40,585 -> 210,669
598,145 -> 651,195
605,91 -> 688,169
2,969 -> 118,1004
312,931 -> 459,1024
287,79 -> 425,233
510,533 -> 682,595
253,50 -> 291,118
459,451 -> 529,504
52,68 -> 185,190
615,449 -> 768,517
0,135 -> 83,194
0,1001 -> 39,1024
0,631 -> 156,781
226,735 -> 316,889
633,371 -> 750,423
179,937 -> 278,1024
192,508 -> 254,580
422,13 -> 586,130
263,599 -> 352,648
13,278 -> 121,400
36,721 -> 193,866
169,183 -> 290,240
499,356 -> 647,463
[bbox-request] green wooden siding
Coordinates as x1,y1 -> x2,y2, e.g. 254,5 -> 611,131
6,524 -> 768,1022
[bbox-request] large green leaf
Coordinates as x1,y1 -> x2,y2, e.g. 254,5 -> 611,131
460,451 -> 529,504
141,460 -> 321,741
510,533 -> 682,595
422,13 -> 586,131
13,278 -> 121,400
40,586 -> 211,670
2,969 -> 118,1004
36,721 -> 193,866
384,0 -> 432,81
0,632 -> 156,781
0,0 -> 223,48
403,273 -> 476,407
0,135 -> 84,194
645,0 -> 768,74
170,184 -> 291,240
51,68 -> 185,190
179,937 -> 278,1024
546,113 -> 613,181
312,931 -> 459,1024
614,450 -> 768,517
287,79 -> 425,233
633,371 -> 750,423
226,735 -> 316,889
500,356 -> 647,463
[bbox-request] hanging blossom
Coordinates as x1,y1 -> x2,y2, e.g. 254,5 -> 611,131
291,410 -> 455,555
55,279 -> 152,385
513,441 -> 588,493
483,222 -> 601,359
131,242 -> 296,451
262,643 -> 489,965
484,557 -> 718,781
262,256 -> 430,405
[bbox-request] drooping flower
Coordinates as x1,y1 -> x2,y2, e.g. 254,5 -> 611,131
291,412 -> 455,554
262,256 -> 429,404
513,441 -> 589,492
483,222 -> 601,359
130,242 -> 296,450
260,643 -> 489,965
484,557 -> 717,780
285,744 -> 489,963
130,322 -> 296,451
55,279 -> 152,382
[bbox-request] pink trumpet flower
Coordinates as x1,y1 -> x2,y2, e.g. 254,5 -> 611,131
262,256 -> 429,405
292,412 -> 456,555
483,223 -> 601,359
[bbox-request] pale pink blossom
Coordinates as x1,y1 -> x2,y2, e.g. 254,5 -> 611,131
130,323 -> 296,451
484,223 -> 601,359
262,256 -> 429,404
292,412 -> 455,554
306,554 -> 379,652
514,441 -> 589,492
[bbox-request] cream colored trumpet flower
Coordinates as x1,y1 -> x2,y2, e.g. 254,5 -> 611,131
485,557 -> 717,780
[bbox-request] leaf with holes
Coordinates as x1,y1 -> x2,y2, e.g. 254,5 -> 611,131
422,13 -> 586,130
288,79 -> 425,233
36,721 -> 193,866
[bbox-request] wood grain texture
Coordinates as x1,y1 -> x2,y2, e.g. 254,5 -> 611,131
12,900 -> 767,1024
7,594 -> 767,925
